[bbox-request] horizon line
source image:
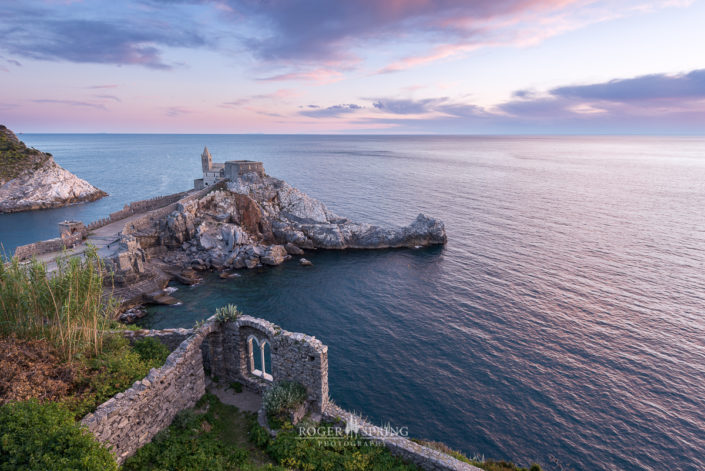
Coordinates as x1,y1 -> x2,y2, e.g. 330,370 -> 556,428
14,131 -> 705,137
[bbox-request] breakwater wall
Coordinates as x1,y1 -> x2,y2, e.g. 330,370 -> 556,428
86,191 -> 191,232
12,191 -> 192,260
122,180 -> 228,236
13,232 -> 84,261
83,314 -> 477,470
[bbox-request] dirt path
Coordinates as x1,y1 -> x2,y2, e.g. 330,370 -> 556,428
206,379 -> 262,413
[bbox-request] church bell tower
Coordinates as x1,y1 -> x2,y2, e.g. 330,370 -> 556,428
201,146 -> 213,172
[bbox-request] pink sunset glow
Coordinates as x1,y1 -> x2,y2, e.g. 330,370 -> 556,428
0,0 -> 703,133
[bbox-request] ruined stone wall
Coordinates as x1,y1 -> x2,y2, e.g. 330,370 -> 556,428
322,405 -> 481,471
203,315 -> 329,413
84,315 -> 470,471
84,315 -> 327,462
81,322 -> 216,464
122,327 -> 194,351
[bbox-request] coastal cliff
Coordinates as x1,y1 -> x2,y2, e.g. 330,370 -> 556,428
0,125 -> 106,213
104,170 -> 446,291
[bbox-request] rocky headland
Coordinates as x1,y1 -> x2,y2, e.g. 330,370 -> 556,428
104,170 -> 446,306
0,125 -> 106,213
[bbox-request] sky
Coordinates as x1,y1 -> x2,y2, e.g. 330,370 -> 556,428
1,0 -> 704,134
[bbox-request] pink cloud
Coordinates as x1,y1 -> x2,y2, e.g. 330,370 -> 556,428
257,68 -> 344,84
375,0 -> 690,74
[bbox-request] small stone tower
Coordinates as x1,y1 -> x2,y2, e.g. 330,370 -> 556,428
201,147 -> 213,172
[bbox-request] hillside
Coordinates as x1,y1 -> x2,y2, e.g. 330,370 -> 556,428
0,125 -> 51,185
0,125 -> 107,213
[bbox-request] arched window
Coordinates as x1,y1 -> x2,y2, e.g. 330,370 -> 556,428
262,340 -> 272,380
247,335 -> 272,381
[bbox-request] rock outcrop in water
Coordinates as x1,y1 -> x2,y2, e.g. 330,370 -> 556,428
230,173 -> 447,250
0,125 -> 106,213
105,170 -> 446,290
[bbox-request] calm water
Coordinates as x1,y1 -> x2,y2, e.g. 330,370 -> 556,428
2,135 -> 705,470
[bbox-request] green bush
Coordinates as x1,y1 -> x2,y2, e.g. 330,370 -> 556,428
264,421 -> 417,471
132,337 -> 170,365
0,127 -> 51,182
263,381 -> 307,428
248,421 -> 271,448
0,399 -> 117,471
61,335 -> 169,418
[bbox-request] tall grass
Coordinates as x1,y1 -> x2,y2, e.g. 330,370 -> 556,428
0,246 -> 118,360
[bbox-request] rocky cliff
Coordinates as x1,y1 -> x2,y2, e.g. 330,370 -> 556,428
106,171 -> 446,289
0,125 -> 106,213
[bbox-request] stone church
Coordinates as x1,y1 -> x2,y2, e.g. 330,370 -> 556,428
194,147 -> 265,190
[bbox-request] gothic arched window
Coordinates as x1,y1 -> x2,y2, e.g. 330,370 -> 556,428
247,335 -> 272,381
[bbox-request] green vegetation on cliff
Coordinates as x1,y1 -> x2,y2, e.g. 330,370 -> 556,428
0,248 -> 170,417
0,125 -> 50,184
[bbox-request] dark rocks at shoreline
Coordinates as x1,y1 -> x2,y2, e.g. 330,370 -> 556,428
285,242 -> 304,255
144,290 -> 181,306
118,306 -> 148,324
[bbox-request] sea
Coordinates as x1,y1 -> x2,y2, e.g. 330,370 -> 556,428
1,134 -> 704,471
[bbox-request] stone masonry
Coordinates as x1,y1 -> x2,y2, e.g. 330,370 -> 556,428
81,322 -> 213,463
83,315 -> 476,470
82,315 -> 327,463
194,146 -> 265,190
202,315 -> 329,414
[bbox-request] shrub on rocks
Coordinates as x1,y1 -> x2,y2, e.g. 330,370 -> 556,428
214,304 -> 242,323
263,381 -> 307,428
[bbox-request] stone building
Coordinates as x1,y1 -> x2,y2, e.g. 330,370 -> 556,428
58,220 -> 85,237
194,147 -> 265,190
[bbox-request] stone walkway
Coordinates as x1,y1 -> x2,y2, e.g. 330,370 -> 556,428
206,379 -> 262,413
31,211 -> 147,273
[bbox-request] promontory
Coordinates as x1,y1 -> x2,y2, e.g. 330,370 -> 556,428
0,125 -> 106,213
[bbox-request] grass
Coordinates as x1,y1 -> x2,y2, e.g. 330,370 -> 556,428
126,393 -> 418,471
0,244 -> 172,469
123,394 -> 282,471
0,333 -> 170,419
0,247 -> 119,361
0,247 -> 171,418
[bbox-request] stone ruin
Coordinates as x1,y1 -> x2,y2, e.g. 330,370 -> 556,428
81,315 -> 478,471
